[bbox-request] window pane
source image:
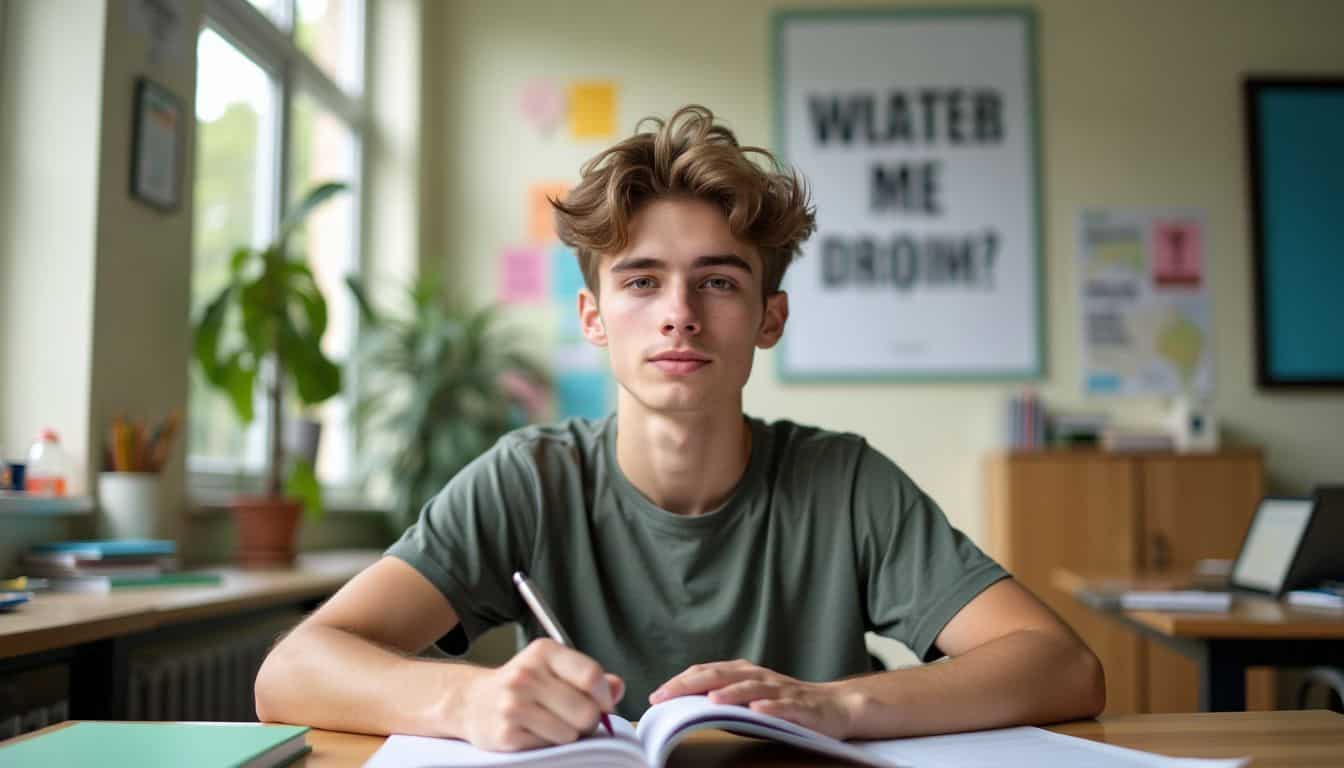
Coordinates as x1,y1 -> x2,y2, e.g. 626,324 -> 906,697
189,28 -> 278,472
289,91 -> 358,484
247,0 -> 290,29
295,0 -> 362,90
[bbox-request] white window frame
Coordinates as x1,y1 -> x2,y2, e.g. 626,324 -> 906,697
190,0 -> 369,503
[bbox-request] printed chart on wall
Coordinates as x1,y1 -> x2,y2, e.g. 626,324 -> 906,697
1076,210 -> 1213,396
774,9 -> 1042,379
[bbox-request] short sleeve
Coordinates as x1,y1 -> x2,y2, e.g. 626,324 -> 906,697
853,445 -> 1009,662
384,436 -> 540,649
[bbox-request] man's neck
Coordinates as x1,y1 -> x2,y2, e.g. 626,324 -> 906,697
614,393 -> 752,517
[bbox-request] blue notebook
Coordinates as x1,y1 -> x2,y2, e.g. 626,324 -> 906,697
0,722 -> 310,767
28,539 -> 176,558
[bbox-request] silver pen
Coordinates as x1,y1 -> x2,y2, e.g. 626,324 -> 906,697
512,570 -> 615,736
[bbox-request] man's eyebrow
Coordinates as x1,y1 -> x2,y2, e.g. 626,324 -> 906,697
692,254 -> 754,273
608,253 -> 754,274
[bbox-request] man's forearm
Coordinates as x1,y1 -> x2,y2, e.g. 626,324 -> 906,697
254,623 -> 487,737
830,629 -> 1106,739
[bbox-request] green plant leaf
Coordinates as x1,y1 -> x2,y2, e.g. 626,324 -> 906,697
345,274 -> 381,327
279,181 -> 347,246
285,457 -> 324,522
193,284 -> 236,386
229,246 -> 254,278
223,356 -> 256,423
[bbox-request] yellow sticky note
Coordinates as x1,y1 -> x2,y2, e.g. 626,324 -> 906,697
568,81 -> 617,139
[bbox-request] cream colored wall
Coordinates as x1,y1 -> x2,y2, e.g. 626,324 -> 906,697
0,0 -> 106,488
87,0 -> 204,546
427,0 -> 1344,543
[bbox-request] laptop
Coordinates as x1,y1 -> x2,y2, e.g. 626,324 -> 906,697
1228,486 -> 1344,598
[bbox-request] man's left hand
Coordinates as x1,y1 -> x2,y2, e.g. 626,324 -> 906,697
649,660 -> 860,740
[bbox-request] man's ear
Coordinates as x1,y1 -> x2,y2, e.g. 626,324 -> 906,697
756,291 -> 789,350
579,289 -> 608,347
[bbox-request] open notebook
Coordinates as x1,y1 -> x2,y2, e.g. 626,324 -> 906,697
364,695 -> 1248,768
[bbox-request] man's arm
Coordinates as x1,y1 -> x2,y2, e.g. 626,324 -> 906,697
649,578 -> 1104,739
254,556 -> 623,749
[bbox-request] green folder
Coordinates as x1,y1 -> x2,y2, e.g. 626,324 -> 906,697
0,722 -> 311,767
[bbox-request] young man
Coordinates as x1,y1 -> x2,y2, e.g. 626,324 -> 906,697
254,106 -> 1104,750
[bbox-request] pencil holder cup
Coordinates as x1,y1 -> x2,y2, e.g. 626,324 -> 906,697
98,472 -> 162,539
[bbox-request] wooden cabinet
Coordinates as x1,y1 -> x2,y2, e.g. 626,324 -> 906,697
984,450 -> 1271,714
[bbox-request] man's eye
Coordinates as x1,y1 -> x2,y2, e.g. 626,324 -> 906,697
703,277 -> 737,291
628,277 -> 656,290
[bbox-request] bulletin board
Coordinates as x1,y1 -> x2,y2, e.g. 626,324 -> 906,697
1245,78 -> 1344,389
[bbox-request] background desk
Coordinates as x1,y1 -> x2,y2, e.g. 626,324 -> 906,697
1054,568 -> 1344,712
0,550 -> 379,728
10,711 -> 1341,767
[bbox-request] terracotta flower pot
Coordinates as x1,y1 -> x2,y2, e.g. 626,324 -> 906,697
230,496 -> 302,569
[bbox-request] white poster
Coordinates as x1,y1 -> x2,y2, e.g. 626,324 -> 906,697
1077,210 -> 1213,396
775,10 -> 1041,379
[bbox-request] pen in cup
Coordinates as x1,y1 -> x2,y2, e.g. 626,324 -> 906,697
512,571 -> 615,737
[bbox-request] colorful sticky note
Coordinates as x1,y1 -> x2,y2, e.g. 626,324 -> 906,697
498,245 -> 547,303
554,369 -> 611,420
519,78 -> 566,135
551,245 -> 587,339
567,81 -> 617,139
1151,219 -> 1203,288
529,182 -> 570,245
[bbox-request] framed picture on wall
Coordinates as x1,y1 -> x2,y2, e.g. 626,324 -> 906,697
1245,77 -> 1344,389
130,77 -> 182,211
773,8 -> 1043,381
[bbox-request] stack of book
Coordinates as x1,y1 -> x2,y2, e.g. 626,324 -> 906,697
1002,391 -> 1047,450
20,539 -> 217,592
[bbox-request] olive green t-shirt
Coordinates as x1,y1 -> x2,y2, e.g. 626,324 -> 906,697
386,415 -> 1008,720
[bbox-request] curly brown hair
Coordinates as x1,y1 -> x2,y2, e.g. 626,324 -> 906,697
551,105 -> 816,300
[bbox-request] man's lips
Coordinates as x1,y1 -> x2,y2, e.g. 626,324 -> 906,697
648,351 -> 711,375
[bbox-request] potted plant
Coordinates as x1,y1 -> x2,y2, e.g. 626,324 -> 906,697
345,274 -> 548,526
193,181 -> 347,567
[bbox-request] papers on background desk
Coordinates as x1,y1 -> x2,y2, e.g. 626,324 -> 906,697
859,726 -> 1248,767
1118,590 -> 1233,612
1079,587 -> 1233,613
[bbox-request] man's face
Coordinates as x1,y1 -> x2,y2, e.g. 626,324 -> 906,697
578,197 -> 788,414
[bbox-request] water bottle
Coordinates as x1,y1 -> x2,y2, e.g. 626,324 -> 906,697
26,429 -> 72,496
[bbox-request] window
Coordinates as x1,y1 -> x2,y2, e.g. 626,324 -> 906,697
189,0 -> 365,491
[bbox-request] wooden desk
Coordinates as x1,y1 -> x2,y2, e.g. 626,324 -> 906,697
1054,569 -> 1344,712
0,550 -> 379,720
16,712 -> 1338,767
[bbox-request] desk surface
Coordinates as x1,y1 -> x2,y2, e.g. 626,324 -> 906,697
13,712 -> 1341,767
0,550 -> 380,659
1052,568 -> 1344,640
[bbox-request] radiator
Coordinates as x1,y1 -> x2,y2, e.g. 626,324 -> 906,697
126,611 -> 302,722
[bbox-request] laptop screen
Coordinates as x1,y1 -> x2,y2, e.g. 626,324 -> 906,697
1231,498 -> 1313,593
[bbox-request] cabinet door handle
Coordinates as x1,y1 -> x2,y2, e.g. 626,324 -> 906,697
1150,532 -> 1171,571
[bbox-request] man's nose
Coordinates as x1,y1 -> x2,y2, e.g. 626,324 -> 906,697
660,289 -> 701,336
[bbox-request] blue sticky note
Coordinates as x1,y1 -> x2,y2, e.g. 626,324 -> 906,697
555,369 -> 611,420
550,244 -> 585,303
551,245 -> 586,340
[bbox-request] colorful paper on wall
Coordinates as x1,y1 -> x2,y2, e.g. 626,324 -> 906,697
551,343 -> 611,420
1076,209 -> 1213,396
567,81 -> 617,139
518,78 -> 566,135
498,245 -> 547,303
529,182 -> 570,244
551,245 -> 586,339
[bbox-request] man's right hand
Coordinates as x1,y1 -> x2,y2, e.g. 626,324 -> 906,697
454,639 -> 625,751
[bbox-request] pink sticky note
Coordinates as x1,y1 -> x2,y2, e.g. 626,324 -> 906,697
1152,220 -> 1202,288
519,79 -> 566,135
499,245 -> 547,303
